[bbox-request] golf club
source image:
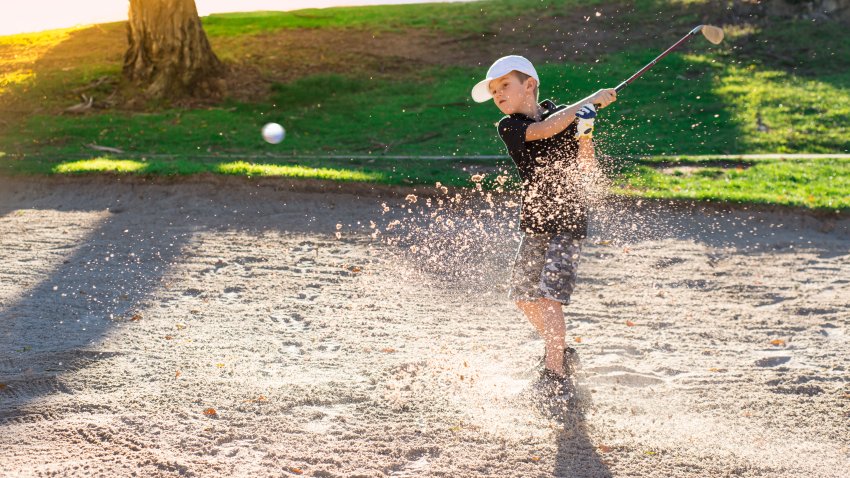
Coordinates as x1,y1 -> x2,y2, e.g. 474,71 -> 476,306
596,24 -> 724,106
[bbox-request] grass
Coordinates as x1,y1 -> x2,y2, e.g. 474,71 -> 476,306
613,156 -> 850,211
2,153 -> 508,188
5,152 -> 848,211
4,54 -> 848,159
201,0 -> 599,36
1,1 -> 849,211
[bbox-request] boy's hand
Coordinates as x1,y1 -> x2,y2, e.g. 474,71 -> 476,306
591,88 -> 617,108
575,103 -> 596,139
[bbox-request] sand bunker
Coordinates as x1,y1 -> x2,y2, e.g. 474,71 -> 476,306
0,176 -> 847,477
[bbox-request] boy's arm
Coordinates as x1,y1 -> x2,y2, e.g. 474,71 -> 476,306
577,137 -> 597,172
525,88 -> 616,141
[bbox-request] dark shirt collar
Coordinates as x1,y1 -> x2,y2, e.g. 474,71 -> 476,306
509,99 -> 558,121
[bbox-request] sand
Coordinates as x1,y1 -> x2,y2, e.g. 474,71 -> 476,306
0,176 -> 847,477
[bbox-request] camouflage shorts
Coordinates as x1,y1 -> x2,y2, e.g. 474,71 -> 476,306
509,234 -> 583,304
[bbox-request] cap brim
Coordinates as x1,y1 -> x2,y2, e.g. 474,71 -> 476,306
471,78 -> 494,103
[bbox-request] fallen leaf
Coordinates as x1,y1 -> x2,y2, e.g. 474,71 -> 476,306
176,323 -> 186,330
770,339 -> 786,346
349,266 -> 362,273
644,450 -> 657,456
175,370 -> 181,378
216,363 -> 225,368
164,335 -> 173,340
625,320 -> 635,327
530,455 -> 541,462
130,314 -> 142,321
380,347 -> 396,353
463,361 -> 468,367
203,408 -> 217,417
289,467 -> 304,475
574,336 -> 582,343
598,444 -> 612,453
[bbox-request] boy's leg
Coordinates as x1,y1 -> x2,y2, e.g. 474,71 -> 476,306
536,236 -> 582,378
515,300 -> 545,336
539,298 -> 566,377
515,298 -> 566,377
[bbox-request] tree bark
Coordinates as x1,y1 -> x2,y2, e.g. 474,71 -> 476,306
123,0 -> 223,99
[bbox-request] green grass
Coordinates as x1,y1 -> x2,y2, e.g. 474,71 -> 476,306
615,157 -> 850,210
201,0 -> 599,36
5,152 -> 848,211
1,1 -> 849,212
2,153 -> 507,188
5,53 -> 848,159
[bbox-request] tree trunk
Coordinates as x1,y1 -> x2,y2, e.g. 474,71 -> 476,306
123,0 -> 223,100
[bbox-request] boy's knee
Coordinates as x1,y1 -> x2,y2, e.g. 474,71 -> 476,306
539,297 -> 564,314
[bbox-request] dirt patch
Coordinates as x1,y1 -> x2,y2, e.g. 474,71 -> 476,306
0,176 -> 847,476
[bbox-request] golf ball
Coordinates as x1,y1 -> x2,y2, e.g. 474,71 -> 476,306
262,122 -> 285,144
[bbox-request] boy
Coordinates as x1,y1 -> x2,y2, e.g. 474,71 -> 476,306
471,55 -> 616,396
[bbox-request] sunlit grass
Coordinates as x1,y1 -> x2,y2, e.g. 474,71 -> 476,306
615,157 -> 850,210
714,65 -> 850,153
53,158 -> 147,174
37,155 -> 469,186
0,70 -> 35,95
0,26 -> 84,51
214,161 -> 388,182
0,26 -> 85,83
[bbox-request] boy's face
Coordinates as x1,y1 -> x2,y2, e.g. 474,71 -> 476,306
488,71 -> 535,115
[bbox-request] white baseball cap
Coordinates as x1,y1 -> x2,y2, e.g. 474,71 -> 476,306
471,55 -> 539,103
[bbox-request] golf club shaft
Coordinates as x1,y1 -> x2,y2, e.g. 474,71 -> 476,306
594,25 -> 704,109
615,25 -> 703,92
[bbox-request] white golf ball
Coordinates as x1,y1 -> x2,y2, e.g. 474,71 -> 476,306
261,122 -> 285,144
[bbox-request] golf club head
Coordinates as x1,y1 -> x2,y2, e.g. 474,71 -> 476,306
699,25 -> 724,44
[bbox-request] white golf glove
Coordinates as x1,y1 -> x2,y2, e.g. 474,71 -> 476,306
575,103 -> 596,139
